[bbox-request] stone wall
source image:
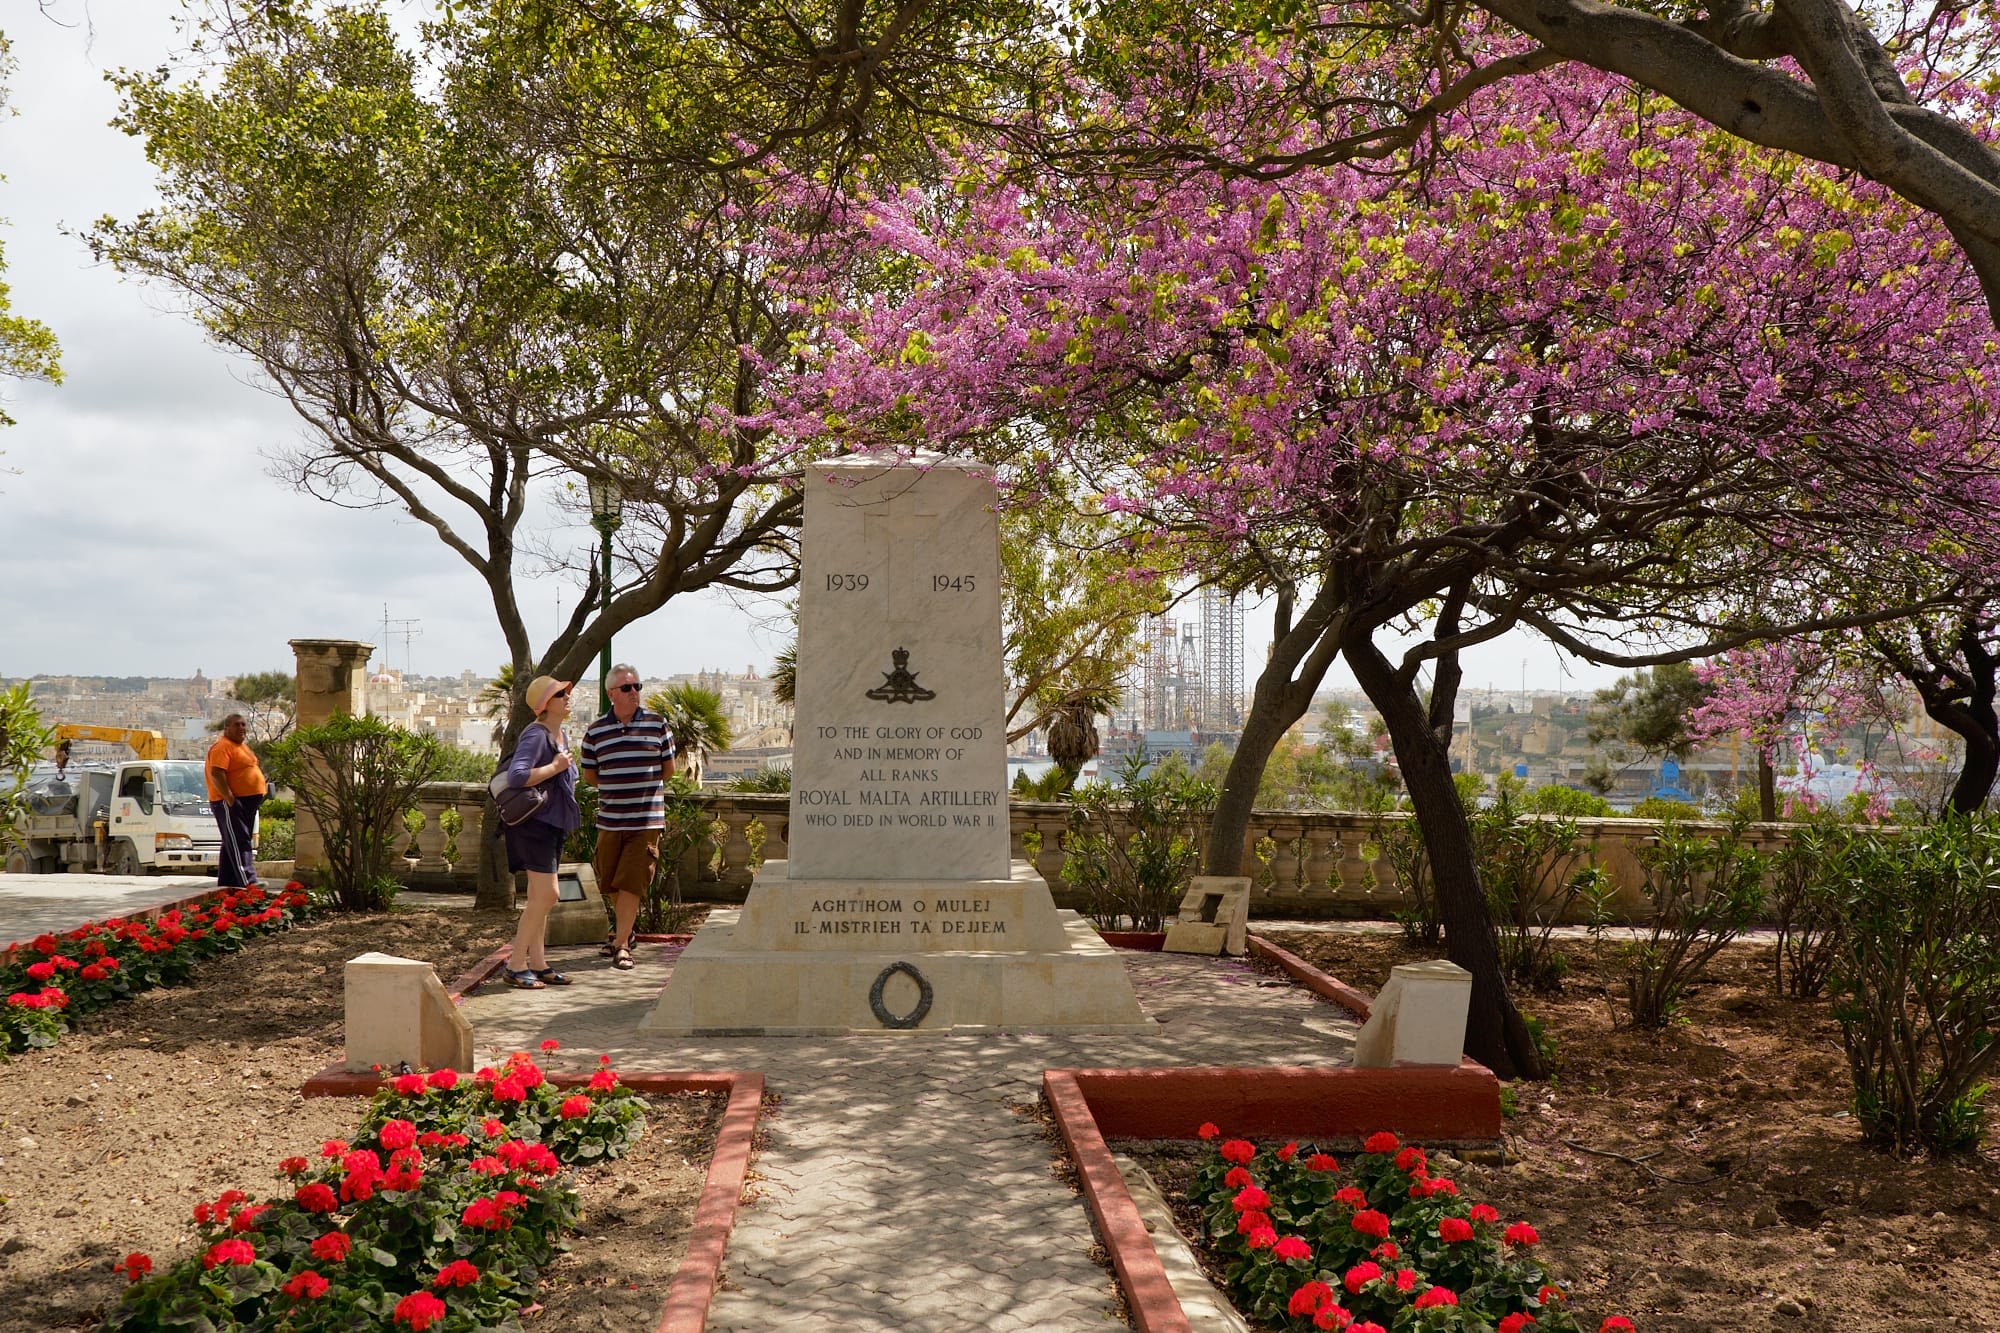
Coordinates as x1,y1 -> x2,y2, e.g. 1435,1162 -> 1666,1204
395,785 -> 1808,923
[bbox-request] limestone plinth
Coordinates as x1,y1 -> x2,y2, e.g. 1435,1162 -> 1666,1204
1163,876 -> 1252,956
1353,960 -> 1472,1067
645,454 -> 1147,1034
344,951 -> 474,1073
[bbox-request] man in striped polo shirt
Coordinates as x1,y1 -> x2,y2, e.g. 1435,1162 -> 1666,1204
580,663 -> 677,970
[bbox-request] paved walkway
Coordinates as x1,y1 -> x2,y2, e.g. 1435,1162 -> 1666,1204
458,941 -> 1360,1333
0,873 -> 215,943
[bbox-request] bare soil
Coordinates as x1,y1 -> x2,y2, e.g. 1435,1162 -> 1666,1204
0,900 -> 714,1331
1128,928 -> 2000,1333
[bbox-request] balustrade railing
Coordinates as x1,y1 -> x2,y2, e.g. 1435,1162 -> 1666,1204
393,785 -> 1808,922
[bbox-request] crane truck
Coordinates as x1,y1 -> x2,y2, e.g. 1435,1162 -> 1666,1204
4,726 -> 223,876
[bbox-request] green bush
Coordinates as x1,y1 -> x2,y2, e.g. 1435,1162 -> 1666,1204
1372,815 -> 1440,947
1628,796 -> 1704,821
267,716 -> 450,911
1524,785 -> 1615,818
259,795 -> 295,820
1768,814 -> 1845,999
1062,750 -> 1216,931
1478,787 -> 1607,991
725,766 -> 791,793
1622,817 -> 1768,1027
256,816 -> 297,863
1820,817 -> 2000,1153
564,782 -> 600,864
639,777 -> 717,933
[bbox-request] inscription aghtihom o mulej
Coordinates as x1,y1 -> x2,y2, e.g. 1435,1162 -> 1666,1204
643,451 -> 1148,1034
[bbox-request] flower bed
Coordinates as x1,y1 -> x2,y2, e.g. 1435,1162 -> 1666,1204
107,1043 -> 646,1332
0,883 -> 316,1056
1191,1125 -> 1634,1332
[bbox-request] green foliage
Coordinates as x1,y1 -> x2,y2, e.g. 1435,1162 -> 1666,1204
257,816 -> 297,863
1476,784 -> 1604,992
212,669 -> 297,753
645,684 -> 733,765
1372,814 -> 1441,947
1628,795 -> 1704,821
1818,817 -> 2000,1153
1011,764 -> 1078,800
260,796 -> 296,820
0,37 -> 63,430
109,1050 -> 648,1332
431,744 -> 500,784
1523,785 -> 1615,818
1062,750 -> 1217,931
267,716 -> 450,911
1768,814 -> 1846,999
0,682 -> 55,851
1190,1129 -> 1591,1331
1623,818 -> 1769,1028
565,781 -> 601,865
1587,663 -> 1710,760
438,806 -> 464,865
725,766 -> 792,792
639,777 -> 718,933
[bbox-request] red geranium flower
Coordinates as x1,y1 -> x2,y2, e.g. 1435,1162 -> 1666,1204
1223,1166 -> 1253,1190
393,1073 -> 427,1096
295,1183 -> 339,1214
1246,1225 -> 1278,1250
433,1259 -> 481,1288
278,1156 -> 309,1178
1236,1209 -> 1272,1236
1288,1280 -> 1335,1316
1438,1216 -> 1474,1243
1305,1153 -> 1339,1172
1349,1324 -> 1387,1333
1505,1222 -> 1541,1246
320,1140 -> 349,1159
1232,1185 -> 1270,1212
1197,1122 -> 1220,1140
588,1069 -> 620,1091
1370,1242 -> 1398,1262
283,1271 -> 331,1300
1599,1321 -> 1636,1333
1538,1285 -> 1565,1304
379,1120 -> 417,1151
1414,1286 -> 1459,1309
1471,1203 -> 1500,1224
1394,1269 -> 1417,1293
230,1205 -> 271,1233
481,1118 -> 506,1137
1342,1261 -> 1380,1295
1334,1186 -> 1368,1209
394,1290 -> 448,1330
539,1039 -> 560,1052
1500,1315 -> 1537,1333
469,1155 -> 507,1176
1273,1236 -> 1312,1262
311,1232 -> 352,1262
1350,1209 -> 1390,1239
1394,1146 -> 1427,1174
202,1239 -> 256,1270
1362,1132 -> 1399,1154
491,1076 -> 528,1103
1219,1139 -> 1256,1165
1313,1308 -> 1353,1332
114,1252 -> 152,1282
428,1069 -> 460,1090
559,1094 -> 592,1120
1277,1141 -> 1299,1162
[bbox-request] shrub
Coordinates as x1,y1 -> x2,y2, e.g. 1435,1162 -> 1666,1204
1768,815 -> 1846,1000
267,716 -> 451,911
1820,817 -> 2000,1153
107,1049 -> 647,1332
1061,750 -> 1216,931
725,766 -> 791,793
638,777 -> 716,934
257,816 -> 297,863
1622,817 -> 1768,1027
1523,785 -> 1615,818
1476,785 -> 1603,991
1371,815 -> 1441,947
1190,1125 -> 1614,1331
1628,796 -> 1703,821
259,796 -> 296,820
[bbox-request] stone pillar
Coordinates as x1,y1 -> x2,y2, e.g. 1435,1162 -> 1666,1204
289,639 -> 375,871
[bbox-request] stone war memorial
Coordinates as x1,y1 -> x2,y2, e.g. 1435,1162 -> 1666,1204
644,451 -> 1148,1034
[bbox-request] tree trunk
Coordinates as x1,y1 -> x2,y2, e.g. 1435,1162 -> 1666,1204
1345,637 -> 1546,1081
1758,752 -> 1777,822
1946,724 -> 2000,815
474,706 -> 532,912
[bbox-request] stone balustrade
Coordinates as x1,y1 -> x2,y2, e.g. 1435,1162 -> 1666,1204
394,785 -> 1810,922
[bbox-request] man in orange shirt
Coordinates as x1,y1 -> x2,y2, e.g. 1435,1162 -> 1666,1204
206,713 -> 268,888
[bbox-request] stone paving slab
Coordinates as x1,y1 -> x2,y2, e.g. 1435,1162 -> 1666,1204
458,943 -> 1360,1333
0,873 -> 215,942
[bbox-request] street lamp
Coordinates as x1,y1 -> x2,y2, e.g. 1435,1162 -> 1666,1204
587,475 -> 624,714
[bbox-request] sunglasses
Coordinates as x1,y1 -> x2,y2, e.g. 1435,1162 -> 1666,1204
549,688 -> 570,701
613,683 -> 643,694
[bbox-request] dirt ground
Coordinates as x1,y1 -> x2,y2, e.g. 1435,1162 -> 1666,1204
0,899 -> 714,1331
1130,928 -> 2000,1333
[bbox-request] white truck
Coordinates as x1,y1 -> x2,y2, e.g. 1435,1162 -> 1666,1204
5,727 -> 223,876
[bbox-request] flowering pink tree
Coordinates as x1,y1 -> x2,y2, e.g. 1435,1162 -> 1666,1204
756,66 -> 2000,1076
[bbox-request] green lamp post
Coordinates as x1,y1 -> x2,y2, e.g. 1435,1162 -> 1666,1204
587,474 -> 624,715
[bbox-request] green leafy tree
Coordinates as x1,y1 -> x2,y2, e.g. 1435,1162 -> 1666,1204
0,34 -> 61,436
209,669 -> 297,753
0,682 -> 54,857
645,684 -> 733,779
267,715 -> 449,910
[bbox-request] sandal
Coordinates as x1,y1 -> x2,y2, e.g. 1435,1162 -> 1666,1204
503,968 -> 546,990
611,946 -> 635,971
597,942 -> 618,959
532,969 -> 572,986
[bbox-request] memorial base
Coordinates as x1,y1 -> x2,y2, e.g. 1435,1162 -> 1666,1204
641,861 -> 1151,1035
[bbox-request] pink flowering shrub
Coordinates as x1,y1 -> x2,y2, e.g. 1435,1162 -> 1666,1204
105,1051 -> 645,1331
1193,1129 -> 1631,1331
1,885 -> 315,1057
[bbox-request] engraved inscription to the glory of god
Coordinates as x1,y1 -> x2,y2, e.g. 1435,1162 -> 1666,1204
788,454 -> 1011,880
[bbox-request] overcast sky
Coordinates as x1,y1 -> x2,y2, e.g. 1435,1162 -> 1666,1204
0,0 -> 1621,698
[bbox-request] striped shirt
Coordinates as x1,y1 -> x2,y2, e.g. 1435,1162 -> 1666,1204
580,707 -> 676,831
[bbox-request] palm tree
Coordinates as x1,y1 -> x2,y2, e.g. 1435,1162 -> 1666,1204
477,664 -> 516,719
1046,687 -> 1117,791
646,683 -> 733,783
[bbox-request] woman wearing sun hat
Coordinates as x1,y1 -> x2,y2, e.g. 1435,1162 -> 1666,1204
499,674 -> 581,988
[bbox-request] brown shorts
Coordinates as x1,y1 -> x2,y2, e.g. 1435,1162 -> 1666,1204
594,827 -> 661,897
